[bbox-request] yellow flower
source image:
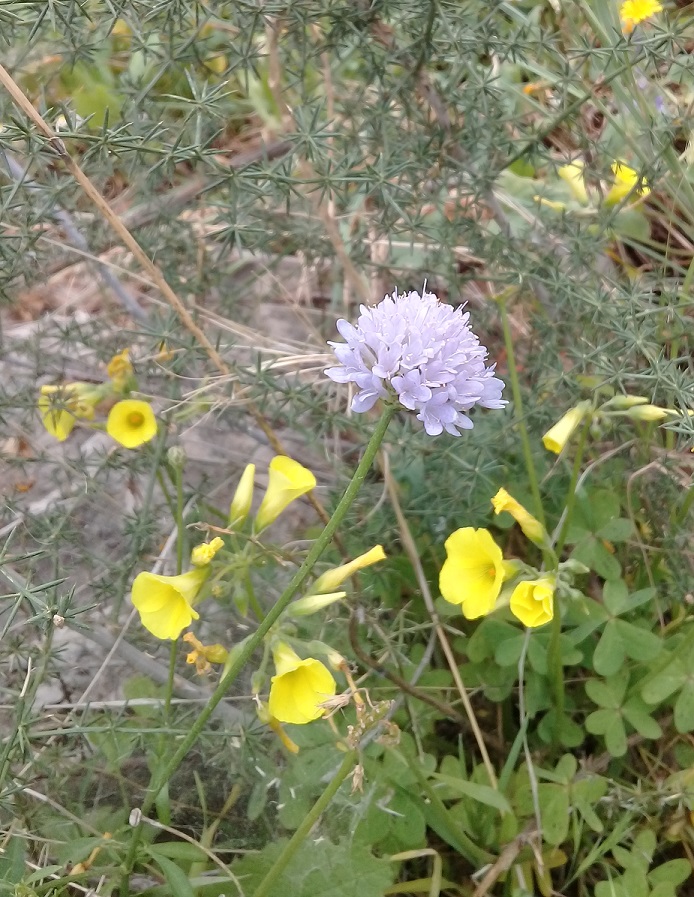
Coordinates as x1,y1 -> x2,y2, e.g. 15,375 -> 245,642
558,160 -> 589,204
191,536 -> 225,566
38,382 -> 102,441
439,527 -> 506,619
254,456 -> 317,532
510,577 -> 555,628
106,399 -> 157,448
620,0 -> 663,34
131,567 -> 208,639
542,402 -> 592,454
605,162 -> 650,206
106,349 -> 134,391
229,463 -> 255,528
311,545 -> 386,594
491,489 -> 547,547
182,632 -> 228,674
268,642 -> 337,725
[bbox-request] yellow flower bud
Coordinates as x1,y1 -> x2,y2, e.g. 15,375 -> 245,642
542,401 -> 592,454
191,536 -> 225,566
491,488 -> 547,547
254,456 -> 317,533
229,463 -> 255,528
182,632 -> 229,674
311,545 -> 386,594
509,577 -> 555,628
288,592 -> 347,617
106,349 -> 134,389
624,404 -> 670,421
558,160 -> 589,204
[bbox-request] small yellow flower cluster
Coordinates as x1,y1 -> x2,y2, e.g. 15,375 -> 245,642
38,349 -> 157,450
440,490 -> 555,628
128,457 -> 387,739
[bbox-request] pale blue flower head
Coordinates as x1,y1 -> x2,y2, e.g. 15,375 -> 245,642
325,287 -> 506,436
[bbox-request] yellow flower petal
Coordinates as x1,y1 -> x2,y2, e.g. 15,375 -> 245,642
605,161 -> 650,206
268,642 -> 336,724
439,527 -> 506,619
107,399 -> 157,449
620,0 -> 663,34
254,456 -> 317,532
509,577 -> 555,628
491,489 -> 547,547
131,567 -> 208,640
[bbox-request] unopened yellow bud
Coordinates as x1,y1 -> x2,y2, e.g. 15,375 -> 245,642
288,592 -> 347,617
491,489 -> 547,547
542,401 -> 592,454
182,632 -> 228,674
191,536 -> 225,566
106,349 -> 134,389
312,545 -> 386,594
558,160 -> 589,204
229,464 -> 255,528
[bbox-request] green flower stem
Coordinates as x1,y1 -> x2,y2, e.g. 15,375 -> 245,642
119,404 -> 397,894
246,571 -> 265,621
498,298 -> 546,529
173,463 -> 185,576
548,417 -> 590,746
251,749 -> 358,897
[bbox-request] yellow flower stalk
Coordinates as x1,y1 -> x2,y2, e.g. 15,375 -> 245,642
182,632 -> 228,674
439,527 -> 507,619
620,0 -> 663,34
510,577 -> 555,628
558,160 -> 589,204
38,382 -> 103,441
106,399 -> 157,449
542,401 -> 592,454
191,536 -> 225,566
256,702 -> 299,753
106,349 -> 134,390
605,162 -> 650,206
311,545 -> 386,594
131,566 -> 208,640
491,488 -> 547,547
254,456 -> 317,532
228,463 -> 255,528
268,642 -> 337,725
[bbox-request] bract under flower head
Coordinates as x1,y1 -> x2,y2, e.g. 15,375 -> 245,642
439,527 -> 506,619
510,577 -> 555,628
268,642 -> 337,725
107,399 -> 157,449
131,567 -> 208,639
326,288 -> 506,436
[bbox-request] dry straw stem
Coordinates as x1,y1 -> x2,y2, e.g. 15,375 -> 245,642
0,63 -> 334,530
